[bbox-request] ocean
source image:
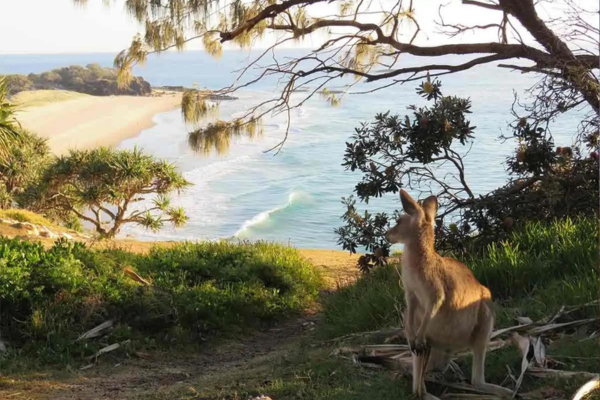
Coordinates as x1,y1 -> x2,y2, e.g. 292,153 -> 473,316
0,50 -> 583,249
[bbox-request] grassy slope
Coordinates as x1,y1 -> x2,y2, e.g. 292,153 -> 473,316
11,90 -> 90,107
0,217 -> 597,400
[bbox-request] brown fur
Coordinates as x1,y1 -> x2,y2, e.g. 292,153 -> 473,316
385,189 -> 511,399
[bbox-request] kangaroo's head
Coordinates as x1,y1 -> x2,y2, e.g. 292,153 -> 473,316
385,189 -> 438,245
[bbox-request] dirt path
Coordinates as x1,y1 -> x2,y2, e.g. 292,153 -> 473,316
0,249 -> 360,400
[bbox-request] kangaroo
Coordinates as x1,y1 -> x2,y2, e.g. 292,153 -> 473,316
384,189 -> 512,400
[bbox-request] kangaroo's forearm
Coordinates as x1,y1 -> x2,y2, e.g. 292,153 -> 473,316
404,292 -> 418,338
416,294 -> 444,339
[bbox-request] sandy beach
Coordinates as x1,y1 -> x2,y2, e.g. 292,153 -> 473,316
15,90 -> 182,155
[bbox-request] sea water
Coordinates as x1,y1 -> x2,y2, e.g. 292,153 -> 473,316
0,50 -> 583,248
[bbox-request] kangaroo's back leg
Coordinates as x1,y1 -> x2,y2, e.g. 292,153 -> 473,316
470,301 -> 512,397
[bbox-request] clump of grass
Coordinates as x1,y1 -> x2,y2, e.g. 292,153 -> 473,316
0,238 -> 322,364
0,209 -> 56,227
321,264 -> 403,339
466,216 -> 598,302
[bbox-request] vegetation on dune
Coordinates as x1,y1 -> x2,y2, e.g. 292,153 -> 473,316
0,239 -> 322,365
0,74 -> 190,238
1,64 -> 152,97
21,147 -> 191,238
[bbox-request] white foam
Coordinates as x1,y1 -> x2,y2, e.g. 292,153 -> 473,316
233,190 -> 312,237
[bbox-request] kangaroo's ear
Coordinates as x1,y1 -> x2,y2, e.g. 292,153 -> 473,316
400,189 -> 420,216
421,195 -> 438,223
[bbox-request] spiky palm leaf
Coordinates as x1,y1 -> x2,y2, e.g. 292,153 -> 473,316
0,77 -> 25,161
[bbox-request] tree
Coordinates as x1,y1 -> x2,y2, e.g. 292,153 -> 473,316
0,131 -> 51,209
76,0 -> 598,154
2,74 -> 32,95
39,71 -> 62,84
26,147 -> 191,238
0,77 -> 25,162
336,79 -> 598,268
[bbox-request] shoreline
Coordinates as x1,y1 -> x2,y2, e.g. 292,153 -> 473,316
15,90 -> 183,155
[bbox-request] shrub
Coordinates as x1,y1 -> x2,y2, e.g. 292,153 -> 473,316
3,65 -> 152,97
337,80 -> 599,267
24,147 -> 191,238
0,239 -> 322,363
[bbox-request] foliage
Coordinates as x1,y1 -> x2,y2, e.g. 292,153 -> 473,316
321,264 -> 404,339
1,64 -> 152,97
0,130 -> 51,209
3,74 -> 32,94
0,239 -> 322,364
23,147 -> 191,238
337,80 -> 598,261
0,77 -> 25,162
326,217 -> 598,337
79,0 -> 598,155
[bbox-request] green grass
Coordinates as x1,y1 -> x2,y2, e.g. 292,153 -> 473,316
144,217 -> 598,400
0,209 -> 57,227
321,264 -> 404,339
314,217 -> 599,399
323,217 -> 599,336
467,216 -> 598,301
0,238 -> 322,366
182,216 -> 596,400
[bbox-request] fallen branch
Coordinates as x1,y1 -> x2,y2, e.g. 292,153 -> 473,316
572,376 -> 600,400
528,368 -> 598,380
76,320 -> 114,341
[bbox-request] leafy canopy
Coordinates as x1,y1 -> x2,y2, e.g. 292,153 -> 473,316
337,79 -> 598,270
76,0 -> 598,155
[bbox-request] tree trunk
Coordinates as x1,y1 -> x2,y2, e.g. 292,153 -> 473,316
499,0 -> 599,112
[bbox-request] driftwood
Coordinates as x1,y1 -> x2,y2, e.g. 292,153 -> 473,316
123,266 -> 152,286
77,320 -> 114,341
335,304 -> 599,400
80,340 -> 131,370
571,377 -> 600,400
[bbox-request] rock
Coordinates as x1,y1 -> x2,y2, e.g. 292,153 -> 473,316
24,224 -> 40,237
39,226 -> 58,239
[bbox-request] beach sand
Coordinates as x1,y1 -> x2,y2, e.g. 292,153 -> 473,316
15,90 -> 182,155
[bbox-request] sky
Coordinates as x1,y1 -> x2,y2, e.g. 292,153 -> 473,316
0,0 -> 594,55
0,0 -> 505,54
0,0 -> 142,54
